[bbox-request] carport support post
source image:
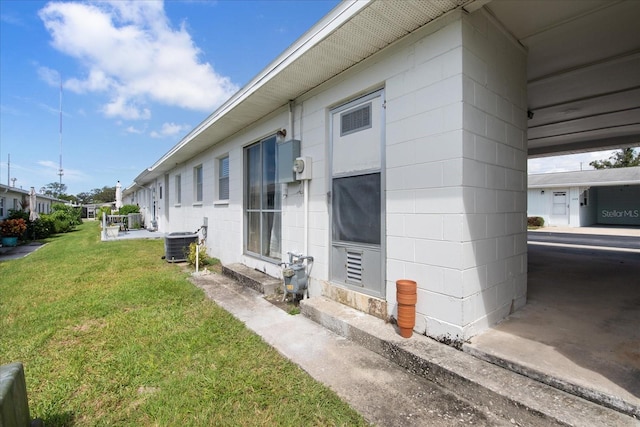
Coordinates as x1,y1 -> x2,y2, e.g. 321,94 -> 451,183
386,10 -> 528,340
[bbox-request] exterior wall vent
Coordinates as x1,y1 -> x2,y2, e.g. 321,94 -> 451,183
346,250 -> 363,283
341,103 -> 371,136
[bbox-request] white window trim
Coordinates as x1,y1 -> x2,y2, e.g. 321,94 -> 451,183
194,164 -> 203,203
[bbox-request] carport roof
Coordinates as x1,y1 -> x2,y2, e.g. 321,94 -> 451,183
528,166 -> 640,188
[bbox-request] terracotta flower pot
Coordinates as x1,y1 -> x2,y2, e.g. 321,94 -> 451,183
396,279 -> 417,338
396,279 -> 417,295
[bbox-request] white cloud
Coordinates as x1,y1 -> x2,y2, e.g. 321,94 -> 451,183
103,95 -> 151,120
125,125 -> 146,134
33,160 -> 87,185
150,122 -> 190,138
65,69 -> 113,93
37,66 -> 61,86
39,0 -> 238,120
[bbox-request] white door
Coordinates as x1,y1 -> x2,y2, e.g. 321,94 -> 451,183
329,90 -> 385,298
551,190 -> 569,225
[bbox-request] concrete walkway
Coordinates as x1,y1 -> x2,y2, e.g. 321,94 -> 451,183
0,242 -> 45,261
190,268 -> 636,426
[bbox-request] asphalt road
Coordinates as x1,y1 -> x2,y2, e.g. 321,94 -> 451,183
527,231 -> 640,250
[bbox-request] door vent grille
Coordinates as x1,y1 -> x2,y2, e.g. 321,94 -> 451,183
346,251 -> 363,283
341,103 -> 371,136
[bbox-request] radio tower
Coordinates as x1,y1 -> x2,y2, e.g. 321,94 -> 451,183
58,78 -> 64,186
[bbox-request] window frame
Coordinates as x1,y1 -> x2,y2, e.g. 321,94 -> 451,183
194,165 -> 203,203
175,174 -> 182,205
218,155 -> 229,202
244,134 -> 281,262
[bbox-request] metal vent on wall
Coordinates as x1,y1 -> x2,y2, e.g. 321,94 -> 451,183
341,103 -> 371,136
346,250 -> 363,284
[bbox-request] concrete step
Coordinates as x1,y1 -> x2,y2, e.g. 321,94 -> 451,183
300,295 -> 638,427
222,263 -> 281,296
463,343 -> 640,419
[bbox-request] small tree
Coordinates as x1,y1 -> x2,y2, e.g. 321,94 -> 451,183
590,147 -> 640,169
42,182 -> 68,199
91,186 -> 116,203
96,206 -> 112,223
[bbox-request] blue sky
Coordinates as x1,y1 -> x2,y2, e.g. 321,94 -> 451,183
0,0 -> 618,196
0,0 -> 339,195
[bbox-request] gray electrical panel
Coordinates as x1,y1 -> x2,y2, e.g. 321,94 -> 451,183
276,139 -> 300,183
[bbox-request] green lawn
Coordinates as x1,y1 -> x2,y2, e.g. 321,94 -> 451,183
0,222 -> 367,426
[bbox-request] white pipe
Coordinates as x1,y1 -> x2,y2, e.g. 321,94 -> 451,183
101,211 -> 106,240
304,179 -> 309,255
195,240 -> 199,273
303,178 -> 309,298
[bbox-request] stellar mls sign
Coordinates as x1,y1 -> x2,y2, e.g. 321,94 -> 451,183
601,209 -> 640,218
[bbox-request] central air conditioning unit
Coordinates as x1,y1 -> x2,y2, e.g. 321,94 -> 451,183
164,232 -> 198,262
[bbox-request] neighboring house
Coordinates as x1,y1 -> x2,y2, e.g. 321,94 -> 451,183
82,203 -> 114,220
0,184 -> 63,220
528,167 -> 640,227
123,1 -> 640,340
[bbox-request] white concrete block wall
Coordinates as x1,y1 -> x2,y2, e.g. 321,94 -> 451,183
382,9 -> 527,340
143,8 -> 528,340
457,9 -> 528,338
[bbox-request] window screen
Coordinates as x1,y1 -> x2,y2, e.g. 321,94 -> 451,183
194,165 -> 203,202
332,173 -> 381,245
219,156 -> 229,200
175,175 -> 181,204
340,103 -> 371,136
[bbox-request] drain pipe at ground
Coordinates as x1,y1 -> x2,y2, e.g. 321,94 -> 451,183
195,240 -> 199,274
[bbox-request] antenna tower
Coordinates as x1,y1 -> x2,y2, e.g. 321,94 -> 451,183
58,78 -> 64,186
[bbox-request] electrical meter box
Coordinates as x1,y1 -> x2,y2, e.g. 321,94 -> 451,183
276,139 -> 300,183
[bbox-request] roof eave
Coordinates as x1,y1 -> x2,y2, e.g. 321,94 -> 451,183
138,0 -> 371,184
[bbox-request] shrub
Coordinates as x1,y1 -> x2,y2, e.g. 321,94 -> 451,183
6,209 -> 54,240
527,216 -> 545,228
0,218 -> 27,237
31,217 -> 55,239
7,209 -> 28,221
119,204 -> 140,215
187,241 -> 209,269
39,204 -> 82,234
52,204 -> 82,226
96,206 -> 112,222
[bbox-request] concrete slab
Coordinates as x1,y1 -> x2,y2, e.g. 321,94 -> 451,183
101,228 -> 165,241
465,237 -> 640,418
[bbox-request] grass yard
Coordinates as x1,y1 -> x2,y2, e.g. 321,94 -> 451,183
0,221 -> 367,426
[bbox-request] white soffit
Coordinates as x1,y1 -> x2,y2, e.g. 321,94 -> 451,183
136,0 -> 467,183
